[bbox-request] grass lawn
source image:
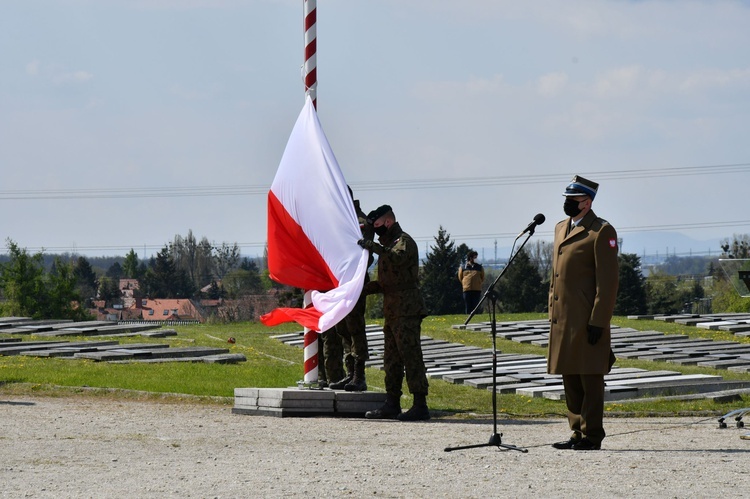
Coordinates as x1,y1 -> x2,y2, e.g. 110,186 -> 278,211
1,314 -> 749,417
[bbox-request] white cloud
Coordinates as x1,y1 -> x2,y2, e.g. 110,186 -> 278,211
25,60 -> 40,76
537,72 -> 568,97
465,74 -> 507,95
22,60 -> 93,84
594,66 -> 642,99
413,74 -> 507,101
542,100 -> 619,141
52,70 -> 93,85
678,68 -> 750,93
169,84 -> 218,101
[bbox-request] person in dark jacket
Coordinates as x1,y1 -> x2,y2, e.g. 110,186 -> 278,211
548,175 -> 619,451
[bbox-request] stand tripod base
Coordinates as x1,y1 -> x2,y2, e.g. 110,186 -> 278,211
444,433 -> 528,453
448,232 -> 534,455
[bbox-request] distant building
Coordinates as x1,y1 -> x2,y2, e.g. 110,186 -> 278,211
135,298 -> 204,323
119,279 -> 140,308
89,305 -> 141,322
200,281 -> 222,295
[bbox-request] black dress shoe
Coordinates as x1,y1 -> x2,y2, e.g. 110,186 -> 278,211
572,438 -> 601,451
551,438 -> 580,450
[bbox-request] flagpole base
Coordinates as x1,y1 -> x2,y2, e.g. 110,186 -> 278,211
297,380 -> 326,390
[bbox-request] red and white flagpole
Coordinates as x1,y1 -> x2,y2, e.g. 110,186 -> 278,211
303,0 -> 317,108
301,291 -> 319,385
302,0 -> 318,384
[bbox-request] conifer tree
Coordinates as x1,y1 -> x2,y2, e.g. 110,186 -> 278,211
494,248 -> 546,313
420,226 -> 463,315
615,253 -> 647,315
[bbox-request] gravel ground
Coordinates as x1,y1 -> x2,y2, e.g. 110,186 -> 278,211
1,395 -> 749,498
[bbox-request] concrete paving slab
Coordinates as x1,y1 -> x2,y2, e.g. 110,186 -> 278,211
233,388 -> 386,417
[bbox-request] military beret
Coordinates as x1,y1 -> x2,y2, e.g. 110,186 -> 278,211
563,175 -> 599,200
367,204 -> 392,222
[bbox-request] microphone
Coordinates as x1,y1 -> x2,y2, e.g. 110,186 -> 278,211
517,213 -> 545,238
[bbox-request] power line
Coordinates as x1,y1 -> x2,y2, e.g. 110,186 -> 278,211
415,219 -> 750,243
5,161 -> 749,255
1,162 -> 749,200
352,163 -> 750,191
20,218 -> 745,256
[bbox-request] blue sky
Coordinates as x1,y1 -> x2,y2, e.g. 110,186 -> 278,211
2,0 -> 749,260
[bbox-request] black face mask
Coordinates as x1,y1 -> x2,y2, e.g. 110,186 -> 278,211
563,198 -> 583,217
374,224 -> 388,237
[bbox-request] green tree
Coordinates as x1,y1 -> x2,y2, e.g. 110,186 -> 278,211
645,272 -> 680,314
214,242 -> 241,280
456,243 -> 472,265
97,276 -> 122,306
122,249 -> 141,279
46,258 -> 89,320
106,261 -> 124,280
73,256 -> 98,307
0,240 -> 89,320
203,280 -> 225,299
528,239 -> 554,285
197,237 -> 214,285
495,248 -> 546,313
711,278 -> 750,312
644,272 -> 703,315
659,255 -> 714,275
708,234 -> 750,312
721,234 -> 750,259
420,226 -> 463,315
171,230 -> 198,286
615,253 -> 648,315
142,247 -> 195,298
0,240 -> 47,317
223,258 -> 263,298
171,230 -> 214,289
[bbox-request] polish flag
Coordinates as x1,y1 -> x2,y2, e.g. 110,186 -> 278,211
260,95 -> 369,332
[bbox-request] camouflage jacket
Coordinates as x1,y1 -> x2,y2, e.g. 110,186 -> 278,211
365,222 -> 427,318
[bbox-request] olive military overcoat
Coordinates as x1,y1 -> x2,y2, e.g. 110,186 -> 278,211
547,210 -> 619,375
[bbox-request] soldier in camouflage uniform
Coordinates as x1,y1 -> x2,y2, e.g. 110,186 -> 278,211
329,195 -> 372,392
320,327 -> 344,387
358,205 -> 430,421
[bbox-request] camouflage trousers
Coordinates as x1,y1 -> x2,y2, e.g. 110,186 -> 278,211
334,292 -> 369,364
321,329 -> 345,382
382,315 -> 429,399
322,293 -> 369,380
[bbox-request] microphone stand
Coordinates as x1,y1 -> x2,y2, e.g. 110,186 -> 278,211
444,226 -> 538,453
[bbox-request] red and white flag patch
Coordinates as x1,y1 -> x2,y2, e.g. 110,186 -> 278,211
609,238 -> 617,248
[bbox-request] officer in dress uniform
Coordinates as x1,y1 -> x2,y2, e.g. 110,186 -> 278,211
548,175 -> 619,451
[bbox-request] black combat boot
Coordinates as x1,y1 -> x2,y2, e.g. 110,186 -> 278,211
397,393 -> 430,421
365,395 -> 401,419
329,356 -> 355,390
344,358 -> 367,392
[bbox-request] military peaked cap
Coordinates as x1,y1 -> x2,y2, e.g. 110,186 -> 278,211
563,175 -> 599,199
